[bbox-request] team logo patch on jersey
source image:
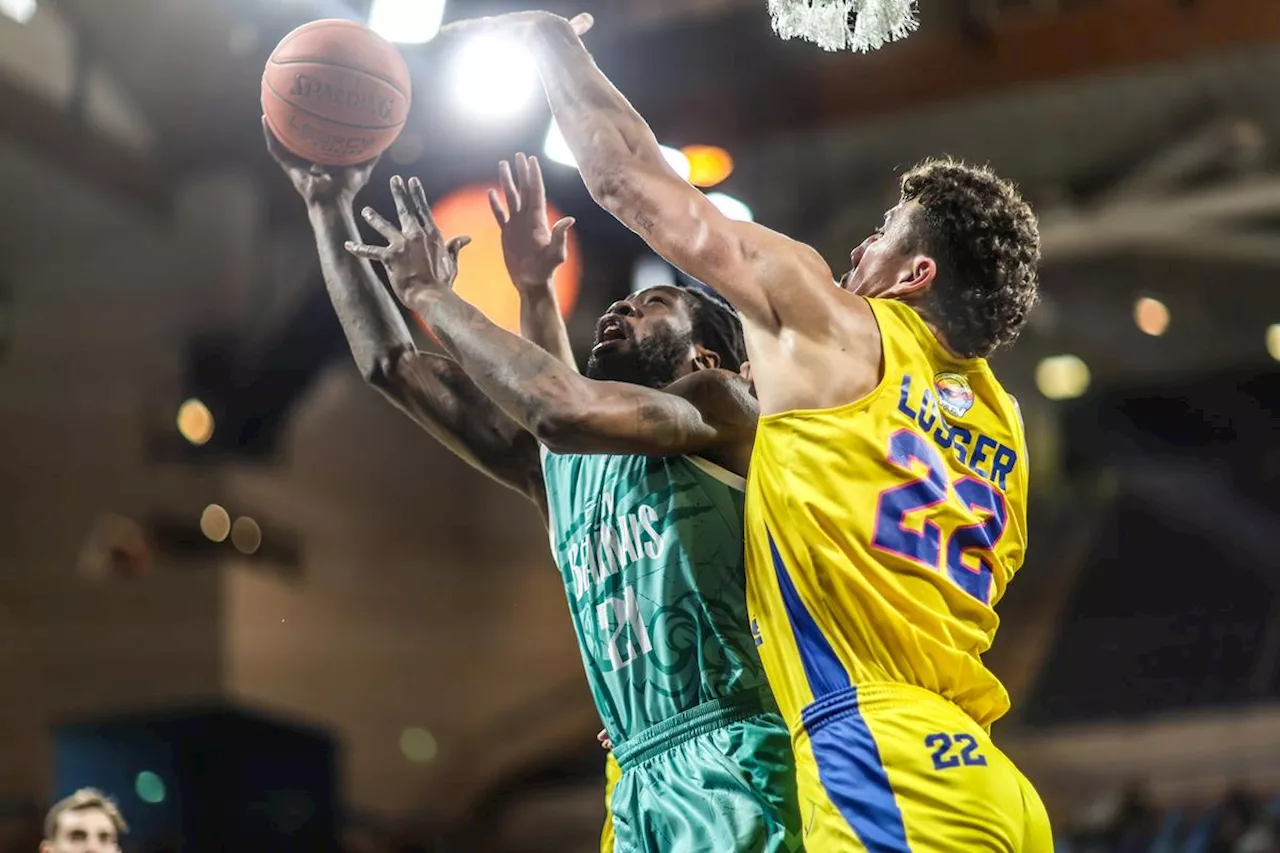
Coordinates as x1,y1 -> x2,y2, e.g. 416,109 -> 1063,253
934,372 -> 974,418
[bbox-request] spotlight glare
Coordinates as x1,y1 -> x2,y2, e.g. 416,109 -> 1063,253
543,120 -> 576,169
367,0 -> 445,44
707,192 -> 753,222
659,146 -> 691,182
1134,296 -> 1170,337
450,34 -> 538,122
1035,355 -> 1090,401
542,121 -> 691,182
0,0 -> 36,24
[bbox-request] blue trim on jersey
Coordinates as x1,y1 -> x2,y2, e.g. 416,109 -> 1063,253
803,687 -> 912,853
766,529 -> 850,697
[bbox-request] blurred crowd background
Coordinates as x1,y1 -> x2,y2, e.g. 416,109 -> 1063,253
0,0 -> 1278,850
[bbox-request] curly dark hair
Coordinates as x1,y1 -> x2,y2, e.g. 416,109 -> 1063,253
899,158 -> 1041,358
678,284 -> 748,373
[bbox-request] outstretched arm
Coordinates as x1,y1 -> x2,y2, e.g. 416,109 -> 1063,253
491,152 -> 579,371
346,176 -> 756,466
512,15 -> 838,334
265,123 -> 545,509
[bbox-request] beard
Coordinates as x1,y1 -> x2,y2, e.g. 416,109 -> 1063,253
585,329 -> 693,388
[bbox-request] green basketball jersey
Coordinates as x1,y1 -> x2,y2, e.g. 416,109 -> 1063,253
541,448 -> 769,739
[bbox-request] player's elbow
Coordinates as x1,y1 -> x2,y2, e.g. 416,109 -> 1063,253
363,348 -> 410,397
526,407 -> 581,454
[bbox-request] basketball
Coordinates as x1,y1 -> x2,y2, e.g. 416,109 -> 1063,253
261,19 -> 411,166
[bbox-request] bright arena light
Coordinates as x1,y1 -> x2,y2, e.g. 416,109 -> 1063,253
543,121 -> 691,181
1267,324 -> 1280,362
707,192 -> 754,222
543,121 -> 576,168
367,0 -> 445,45
660,146 -> 691,181
451,34 -> 539,122
1035,355 -> 1091,401
0,0 -> 36,24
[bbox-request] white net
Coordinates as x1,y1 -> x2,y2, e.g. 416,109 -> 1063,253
767,0 -> 919,52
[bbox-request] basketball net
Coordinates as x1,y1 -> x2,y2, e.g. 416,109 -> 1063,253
767,0 -> 918,52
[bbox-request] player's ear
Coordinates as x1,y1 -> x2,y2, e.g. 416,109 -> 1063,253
883,254 -> 936,300
693,346 -> 720,371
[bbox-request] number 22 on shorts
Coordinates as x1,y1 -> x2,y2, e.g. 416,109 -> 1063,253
925,733 -> 988,770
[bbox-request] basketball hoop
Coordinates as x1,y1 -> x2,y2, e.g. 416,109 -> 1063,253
767,0 -> 918,52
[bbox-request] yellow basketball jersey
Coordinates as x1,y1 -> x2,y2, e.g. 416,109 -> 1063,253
744,297 -> 1029,731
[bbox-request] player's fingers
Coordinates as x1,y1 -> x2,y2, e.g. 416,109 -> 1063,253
526,154 -> 548,210
488,189 -> 509,226
406,177 -> 442,235
344,241 -> 389,262
446,235 -> 472,259
262,117 -> 303,168
549,216 -> 574,251
499,160 -> 521,214
514,152 -> 531,193
390,176 -> 417,232
360,207 -> 401,243
570,13 -> 594,36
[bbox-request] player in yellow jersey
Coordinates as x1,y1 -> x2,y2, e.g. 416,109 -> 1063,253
440,10 -> 1054,850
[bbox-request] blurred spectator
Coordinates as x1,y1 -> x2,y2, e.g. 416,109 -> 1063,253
39,790 -> 126,853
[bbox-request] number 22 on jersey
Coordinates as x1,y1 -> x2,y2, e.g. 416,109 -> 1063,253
871,428 -> 1008,604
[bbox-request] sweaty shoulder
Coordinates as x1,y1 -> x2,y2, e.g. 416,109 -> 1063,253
751,287 -> 884,416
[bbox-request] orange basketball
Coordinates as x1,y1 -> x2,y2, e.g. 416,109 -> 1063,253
262,19 -> 411,166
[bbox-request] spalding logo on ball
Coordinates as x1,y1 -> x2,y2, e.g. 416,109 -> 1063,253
262,19 -> 412,166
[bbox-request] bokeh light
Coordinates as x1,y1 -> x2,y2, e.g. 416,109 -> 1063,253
200,504 -> 231,543
400,727 -> 438,763
682,145 -> 734,188
1036,354 -> 1091,401
230,516 -> 262,555
135,771 -> 166,804
176,398 -> 214,446
1133,296 -> 1170,337
427,185 -> 580,335
1267,324 -> 1280,362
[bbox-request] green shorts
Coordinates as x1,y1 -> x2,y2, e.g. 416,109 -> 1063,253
607,689 -> 803,853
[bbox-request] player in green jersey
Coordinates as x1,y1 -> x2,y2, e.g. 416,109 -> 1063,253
269,124 -> 800,850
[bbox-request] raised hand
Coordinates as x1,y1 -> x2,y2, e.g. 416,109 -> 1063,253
263,117 -> 377,206
490,153 -> 574,292
345,175 -> 472,307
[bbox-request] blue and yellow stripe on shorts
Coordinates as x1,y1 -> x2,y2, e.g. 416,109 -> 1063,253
764,531 -> 1052,852
767,531 -> 908,850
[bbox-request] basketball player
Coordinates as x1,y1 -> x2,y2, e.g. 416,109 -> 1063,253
437,10 -> 1053,851
267,129 -> 801,850
40,788 -> 126,853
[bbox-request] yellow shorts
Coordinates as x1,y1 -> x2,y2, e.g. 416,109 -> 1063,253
600,751 -> 621,853
790,683 -> 1052,852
